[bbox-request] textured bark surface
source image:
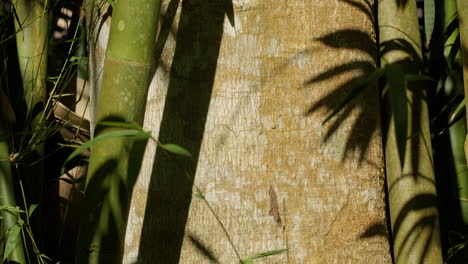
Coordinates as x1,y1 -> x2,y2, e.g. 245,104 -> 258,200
123,0 -> 392,263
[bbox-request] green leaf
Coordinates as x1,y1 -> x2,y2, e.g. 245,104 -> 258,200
447,34 -> 461,66
61,129 -> 150,174
3,224 -> 21,262
323,67 -> 385,124
69,56 -> 85,62
386,63 -> 408,167
424,0 -> 435,45
39,254 -> 52,261
239,260 -> 253,264
28,204 -> 38,217
243,248 -> 288,261
106,0 -> 115,8
0,206 -> 25,214
450,100 -> 465,123
65,38 -> 81,43
194,193 -> 205,199
160,144 -> 192,157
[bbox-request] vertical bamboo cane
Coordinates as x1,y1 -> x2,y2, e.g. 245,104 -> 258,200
13,0 -> 49,126
11,0 -> 49,259
0,123 -> 26,264
76,0 -> 161,263
458,0 -> 468,225
379,0 -> 443,262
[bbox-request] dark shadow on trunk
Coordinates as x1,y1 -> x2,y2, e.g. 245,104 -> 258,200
136,0 -> 233,263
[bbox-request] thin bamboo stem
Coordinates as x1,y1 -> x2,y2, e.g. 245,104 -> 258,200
0,122 -> 26,264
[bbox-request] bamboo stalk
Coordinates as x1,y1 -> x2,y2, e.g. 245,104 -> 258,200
13,0 -> 49,125
440,0 -> 468,227
76,0 -> 162,262
379,0 -> 443,262
0,122 -> 26,264
457,0 -> 468,227
12,0 -> 50,256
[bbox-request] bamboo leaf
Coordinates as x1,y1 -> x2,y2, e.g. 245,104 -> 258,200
62,129 -> 150,174
323,67 -> 385,124
242,248 -> 288,261
424,0 -> 435,44
194,193 -> 205,199
386,64 -> 408,167
438,110 -> 465,136
106,0 -> 115,8
160,144 -> 192,157
450,100 -> 465,123
28,204 -> 38,217
0,206 -> 25,214
3,224 -> 21,262
447,34 -> 461,66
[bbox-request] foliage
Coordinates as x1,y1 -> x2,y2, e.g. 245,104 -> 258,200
0,0 -> 467,263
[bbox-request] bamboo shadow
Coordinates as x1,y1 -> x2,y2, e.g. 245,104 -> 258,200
390,193 -> 439,264
76,115 -> 148,263
136,0 -> 233,262
187,233 -> 220,263
378,42 -> 439,264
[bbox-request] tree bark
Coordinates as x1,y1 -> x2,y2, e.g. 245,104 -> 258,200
123,0 -> 392,263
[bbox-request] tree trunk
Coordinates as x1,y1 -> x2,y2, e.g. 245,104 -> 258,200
123,0 -> 392,263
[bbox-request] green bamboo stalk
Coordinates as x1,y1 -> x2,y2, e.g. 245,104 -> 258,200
458,0 -> 468,227
12,0 -> 49,198
459,0 -> 468,96
13,0 -> 49,126
442,0 -> 468,227
12,0 -> 50,257
457,0 -> 468,201
379,0 -> 443,263
450,116 -> 468,224
0,122 -> 26,264
76,0 -> 161,263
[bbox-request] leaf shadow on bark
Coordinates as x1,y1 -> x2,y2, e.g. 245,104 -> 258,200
303,1 -> 440,261
187,232 -> 220,263
136,0 -> 234,263
304,28 -> 379,165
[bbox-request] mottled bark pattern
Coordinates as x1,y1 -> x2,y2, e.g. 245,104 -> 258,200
124,0 -> 392,263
